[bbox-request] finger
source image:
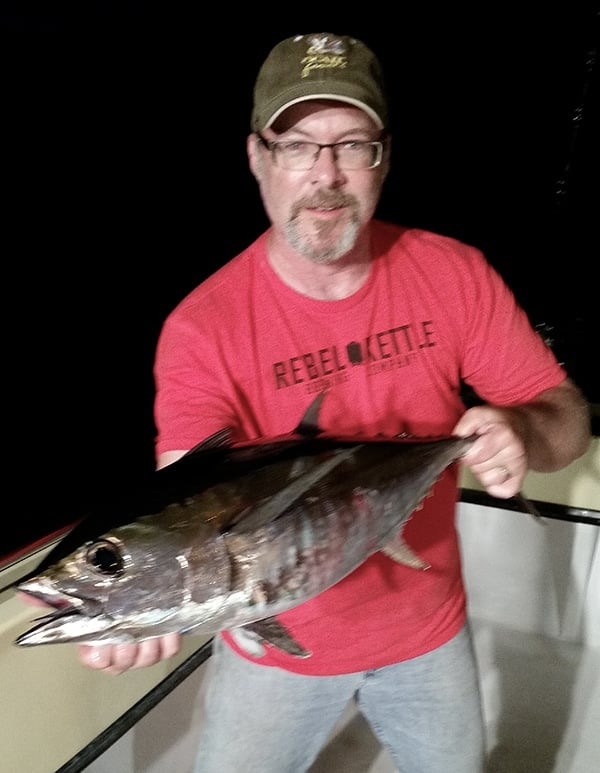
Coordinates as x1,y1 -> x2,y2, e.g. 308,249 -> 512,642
497,466 -> 512,484
158,632 -> 183,660
78,635 -> 183,675
78,644 -> 114,671
474,465 -> 510,489
484,479 -> 522,499
453,405 -> 508,438
77,643 -> 142,675
112,642 -> 154,673
127,634 -> 182,668
468,450 -> 526,481
475,464 -> 524,499
458,426 -> 508,464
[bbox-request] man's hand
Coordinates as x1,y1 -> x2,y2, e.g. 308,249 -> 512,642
453,405 -> 527,499
454,380 -> 591,498
78,636 -> 182,676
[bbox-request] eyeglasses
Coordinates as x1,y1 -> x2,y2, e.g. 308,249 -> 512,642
257,135 -> 384,171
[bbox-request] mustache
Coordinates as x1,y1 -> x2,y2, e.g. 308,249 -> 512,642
294,192 -> 357,211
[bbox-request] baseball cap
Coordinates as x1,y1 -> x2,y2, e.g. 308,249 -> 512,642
251,32 -> 389,132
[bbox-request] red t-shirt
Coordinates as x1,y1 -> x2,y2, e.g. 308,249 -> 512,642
154,221 -> 566,675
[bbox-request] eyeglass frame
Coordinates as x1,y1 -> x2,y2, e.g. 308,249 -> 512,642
256,134 -> 386,171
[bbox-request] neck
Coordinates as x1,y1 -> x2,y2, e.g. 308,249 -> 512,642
266,228 -> 372,300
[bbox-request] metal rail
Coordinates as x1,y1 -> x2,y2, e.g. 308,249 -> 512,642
459,488 -> 600,527
55,639 -> 214,773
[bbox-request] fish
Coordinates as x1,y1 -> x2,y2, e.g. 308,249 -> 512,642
14,394 -> 487,656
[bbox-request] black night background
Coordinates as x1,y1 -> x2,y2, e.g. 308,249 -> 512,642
2,5 -> 598,562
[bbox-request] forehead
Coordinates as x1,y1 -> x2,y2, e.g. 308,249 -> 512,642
270,100 -> 379,136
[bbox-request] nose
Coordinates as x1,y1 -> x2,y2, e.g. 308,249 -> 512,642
311,146 -> 346,186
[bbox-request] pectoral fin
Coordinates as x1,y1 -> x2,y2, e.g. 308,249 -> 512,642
234,617 -> 311,658
230,447 -> 359,535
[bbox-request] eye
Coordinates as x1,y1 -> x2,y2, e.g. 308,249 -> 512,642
85,539 -> 124,576
341,141 -> 366,152
282,141 -> 311,153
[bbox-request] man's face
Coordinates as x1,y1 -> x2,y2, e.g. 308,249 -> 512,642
248,100 -> 390,263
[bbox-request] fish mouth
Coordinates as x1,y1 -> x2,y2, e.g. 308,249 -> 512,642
19,603 -> 82,628
16,574 -> 99,610
14,601 -> 87,647
17,585 -> 80,611
15,587 -> 116,647
15,581 -> 109,647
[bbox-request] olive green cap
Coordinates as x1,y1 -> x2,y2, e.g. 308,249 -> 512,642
251,32 -> 389,132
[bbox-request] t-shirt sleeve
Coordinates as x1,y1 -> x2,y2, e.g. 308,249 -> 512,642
153,307 -> 240,457
458,248 -> 567,404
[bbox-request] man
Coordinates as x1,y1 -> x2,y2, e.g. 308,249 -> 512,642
78,33 -> 591,771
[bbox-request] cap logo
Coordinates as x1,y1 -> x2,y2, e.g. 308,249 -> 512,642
301,34 -> 349,78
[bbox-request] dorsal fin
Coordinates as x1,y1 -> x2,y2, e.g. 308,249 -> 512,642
294,392 -> 327,437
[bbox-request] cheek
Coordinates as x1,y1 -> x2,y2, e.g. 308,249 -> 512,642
362,177 -> 386,216
258,174 -> 295,220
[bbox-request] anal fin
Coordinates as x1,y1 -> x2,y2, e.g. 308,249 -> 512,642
382,535 -> 430,570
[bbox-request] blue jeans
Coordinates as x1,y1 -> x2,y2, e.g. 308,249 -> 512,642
193,623 -> 485,773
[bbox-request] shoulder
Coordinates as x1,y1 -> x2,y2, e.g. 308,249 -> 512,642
168,232 -> 268,323
373,220 -> 496,283
374,219 -> 483,257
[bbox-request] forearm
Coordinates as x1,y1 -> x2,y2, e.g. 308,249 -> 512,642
501,378 -> 591,472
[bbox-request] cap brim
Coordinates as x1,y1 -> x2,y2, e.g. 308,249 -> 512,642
264,94 -> 384,130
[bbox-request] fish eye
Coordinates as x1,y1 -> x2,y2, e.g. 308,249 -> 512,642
86,539 -> 125,576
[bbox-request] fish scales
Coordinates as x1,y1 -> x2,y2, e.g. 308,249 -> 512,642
16,392 -> 516,654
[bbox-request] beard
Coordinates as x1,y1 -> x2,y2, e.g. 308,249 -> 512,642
285,191 -> 362,263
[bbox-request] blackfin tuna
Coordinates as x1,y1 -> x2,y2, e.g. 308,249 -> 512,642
15,394 -> 486,656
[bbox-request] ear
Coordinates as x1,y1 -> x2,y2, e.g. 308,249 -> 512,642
247,133 -> 261,179
385,134 -> 392,156
380,134 -> 392,178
